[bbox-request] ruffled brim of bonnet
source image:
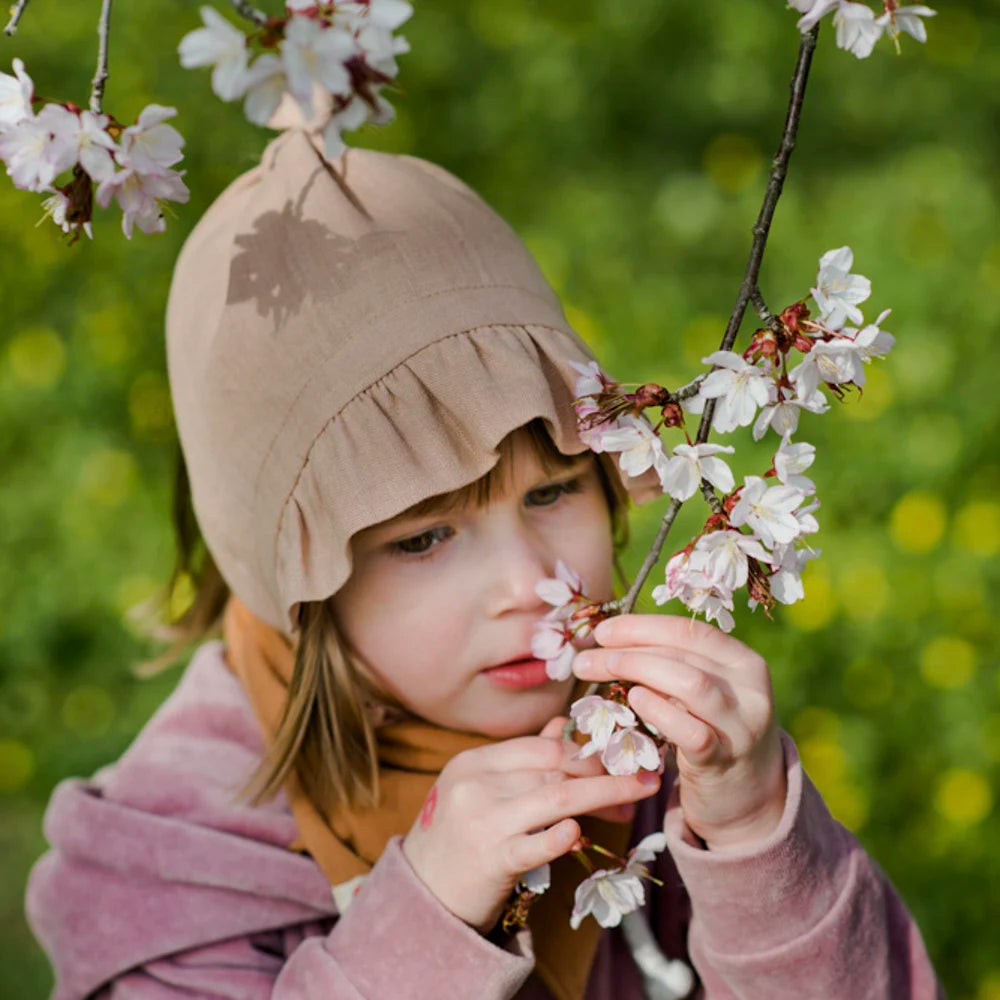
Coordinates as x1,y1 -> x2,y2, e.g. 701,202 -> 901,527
167,129 -> 654,633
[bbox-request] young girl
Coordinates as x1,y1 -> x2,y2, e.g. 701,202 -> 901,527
26,124 -> 944,1000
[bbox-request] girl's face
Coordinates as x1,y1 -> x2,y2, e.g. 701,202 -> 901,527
332,433 -> 615,738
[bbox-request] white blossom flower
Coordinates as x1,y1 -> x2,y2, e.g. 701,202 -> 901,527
571,696 -> 637,757
535,560 -> 584,610
657,442 -> 736,501
697,350 -> 773,433
242,54 -> 287,127
811,246 -> 871,328
842,308 -> 895,364
773,438 -> 816,494
729,476 -> 806,549
0,58 -> 34,129
602,725 -> 661,775
72,111 -> 118,182
651,550 -> 737,632
626,832 -> 668,872
570,359 -> 610,398
322,92 -> 394,160
96,166 -> 190,238
0,104 -> 78,191
281,15 -> 355,120
833,3 -> 884,59
794,497 -> 821,536
693,530 -> 773,592
571,867 -> 646,930
791,0 -> 841,32
520,862 -> 551,894
876,5 -> 936,44
117,105 -> 185,175
531,620 -> 576,681
178,6 -> 251,102
752,381 -> 830,441
766,543 -> 821,605
598,415 -> 668,482
789,339 -> 861,405
39,189 -> 92,240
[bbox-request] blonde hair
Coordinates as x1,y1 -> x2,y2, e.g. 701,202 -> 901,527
152,419 -> 629,816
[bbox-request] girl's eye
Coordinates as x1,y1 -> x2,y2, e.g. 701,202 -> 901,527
392,525 -> 454,556
525,477 -> 583,507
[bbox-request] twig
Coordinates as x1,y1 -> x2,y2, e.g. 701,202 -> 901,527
616,27 -> 820,612
750,288 -> 784,334
230,0 -> 269,27
89,0 -> 114,114
671,373 -> 706,403
695,25 -> 819,446
3,0 -> 31,36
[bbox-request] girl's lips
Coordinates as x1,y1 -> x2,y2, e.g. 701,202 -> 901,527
482,657 -> 552,690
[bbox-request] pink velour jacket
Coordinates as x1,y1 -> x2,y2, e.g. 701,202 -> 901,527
25,641 -> 945,999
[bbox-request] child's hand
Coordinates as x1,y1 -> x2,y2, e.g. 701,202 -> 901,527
401,731 -> 660,933
573,614 -> 787,853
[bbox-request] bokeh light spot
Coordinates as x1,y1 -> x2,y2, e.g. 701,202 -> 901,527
0,739 -> 36,793
6,326 -> 66,388
920,635 -> 976,690
78,448 -> 139,507
934,769 -> 992,827
785,561 -> 836,631
953,500 -> 1000,557
653,175 -> 723,244
61,685 -> 115,739
792,706 -> 841,742
838,562 -> 888,622
842,657 -> 894,709
129,371 -> 174,437
80,303 -> 134,366
889,490 -> 947,554
977,970 -> 1000,1000
702,133 -> 763,195
115,574 -> 161,617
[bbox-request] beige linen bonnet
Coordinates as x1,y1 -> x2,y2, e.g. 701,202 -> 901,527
166,128 -> 643,633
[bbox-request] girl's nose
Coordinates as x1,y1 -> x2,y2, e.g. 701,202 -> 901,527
485,525 -> 551,618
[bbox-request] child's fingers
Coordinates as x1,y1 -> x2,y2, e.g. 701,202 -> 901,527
594,613 -> 761,665
538,716 -> 569,739
574,649 -> 734,725
506,818 -> 581,874
509,771 -> 660,835
456,734 -> 568,774
627,686 -> 722,767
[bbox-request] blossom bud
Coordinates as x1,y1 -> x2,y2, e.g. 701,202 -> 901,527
780,301 -> 810,334
744,328 -> 779,363
747,559 -> 775,614
792,333 -> 814,354
659,401 -> 685,428
633,383 -> 670,411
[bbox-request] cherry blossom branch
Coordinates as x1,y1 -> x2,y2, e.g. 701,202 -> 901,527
606,26 -> 820,614
3,0 -> 32,36
694,24 -> 819,446
89,0 -> 113,114
230,0 -> 269,28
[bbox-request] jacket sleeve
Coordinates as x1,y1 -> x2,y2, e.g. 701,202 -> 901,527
93,838 -> 534,1000
661,732 -> 945,1000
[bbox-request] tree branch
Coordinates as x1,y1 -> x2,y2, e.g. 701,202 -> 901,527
230,0 -> 269,27
89,0 -> 114,114
616,26 -> 820,612
695,25 -> 819,446
3,0 -> 32,36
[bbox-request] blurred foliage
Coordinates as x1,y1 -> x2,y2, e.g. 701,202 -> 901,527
1,1 -> 998,997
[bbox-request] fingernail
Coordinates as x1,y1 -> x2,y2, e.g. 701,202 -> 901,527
638,769 -> 660,785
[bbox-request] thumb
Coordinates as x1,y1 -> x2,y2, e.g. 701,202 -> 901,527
539,715 -> 569,739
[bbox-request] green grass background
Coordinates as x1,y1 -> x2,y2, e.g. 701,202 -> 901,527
1,2 -> 998,997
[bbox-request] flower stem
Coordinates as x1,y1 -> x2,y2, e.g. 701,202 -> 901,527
230,0 -> 270,27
